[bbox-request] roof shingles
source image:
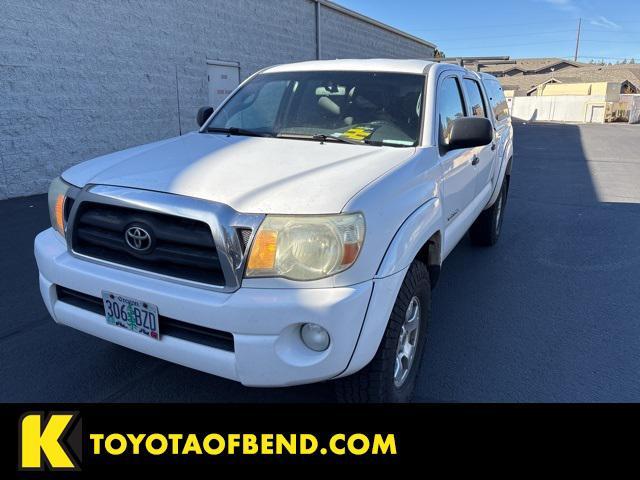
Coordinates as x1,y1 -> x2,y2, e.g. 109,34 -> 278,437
492,61 -> 640,95
476,57 -> 586,75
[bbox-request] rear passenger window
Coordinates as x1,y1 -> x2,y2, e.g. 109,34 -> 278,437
438,77 -> 466,151
485,80 -> 509,122
463,79 -> 487,118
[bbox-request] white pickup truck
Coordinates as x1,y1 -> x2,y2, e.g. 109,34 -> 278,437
35,59 -> 513,402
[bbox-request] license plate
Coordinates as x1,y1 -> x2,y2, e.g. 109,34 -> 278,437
102,291 -> 160,340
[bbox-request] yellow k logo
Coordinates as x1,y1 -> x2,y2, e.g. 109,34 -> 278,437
20,412 -> 80,470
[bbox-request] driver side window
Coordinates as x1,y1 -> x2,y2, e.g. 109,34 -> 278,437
225,80 -> 290,131
438,77 -> 466,154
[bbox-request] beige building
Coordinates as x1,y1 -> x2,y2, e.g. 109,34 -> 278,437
537,81 -> 633,99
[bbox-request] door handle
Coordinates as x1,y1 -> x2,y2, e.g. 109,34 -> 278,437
471,155 -> 480,166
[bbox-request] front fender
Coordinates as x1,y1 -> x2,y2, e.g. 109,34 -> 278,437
340,198 -> 442,377
375,197 -> 442,278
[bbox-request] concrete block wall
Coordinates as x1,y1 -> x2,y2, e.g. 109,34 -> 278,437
320,6 -> 432,60
0,0 -> 434,199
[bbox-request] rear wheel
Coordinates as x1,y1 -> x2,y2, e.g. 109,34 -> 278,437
335,260 -> 430,403
469,175 -> 509,246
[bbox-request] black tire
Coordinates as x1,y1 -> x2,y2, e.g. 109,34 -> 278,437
469,175 -> 509,247
335,260 -> 430,403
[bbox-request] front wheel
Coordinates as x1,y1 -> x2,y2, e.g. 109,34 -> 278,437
335,260 -> 430,403
469,175 -> 509,246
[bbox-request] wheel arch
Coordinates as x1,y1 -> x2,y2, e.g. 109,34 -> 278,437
340,199 -> 443,379
375,197 -> 443,286
486,137 -> 513,209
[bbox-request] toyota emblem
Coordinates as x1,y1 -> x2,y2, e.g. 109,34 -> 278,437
125,225 -> 153,252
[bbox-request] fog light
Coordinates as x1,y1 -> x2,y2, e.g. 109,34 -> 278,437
300,323 -> 330,352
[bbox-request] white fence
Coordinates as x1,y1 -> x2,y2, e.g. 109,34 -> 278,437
620,95 -> 640,124
509,95 -> 607,123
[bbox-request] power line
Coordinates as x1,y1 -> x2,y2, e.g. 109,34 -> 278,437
430,17 -> 640,59
441,37 -> 640,49
410,19 -> 578,32
540,55 -> 639,62
579,19 -> 640,26
576,55 -> 639,61
581,28 -> 640,34
411,18 -> 640,33
431,29 -> 575,42
446,40 -> 573,50
434,28 -> 640,42
581,39 -> 640,44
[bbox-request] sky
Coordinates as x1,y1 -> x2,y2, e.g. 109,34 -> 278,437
334,0 -> 640,63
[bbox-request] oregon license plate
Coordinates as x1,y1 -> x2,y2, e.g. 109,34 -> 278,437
102,291 -> 160,340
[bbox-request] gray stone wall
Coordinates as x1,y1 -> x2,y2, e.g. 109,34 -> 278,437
0,0 -> 434,198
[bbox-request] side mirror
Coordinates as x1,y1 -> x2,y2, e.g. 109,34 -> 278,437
446,117 -> 493,151
196,106 -> 214,127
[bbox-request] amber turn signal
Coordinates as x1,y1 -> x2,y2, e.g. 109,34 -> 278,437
48,176 -> 72,238
246,229 -> 278,270
54,194 -> 65,235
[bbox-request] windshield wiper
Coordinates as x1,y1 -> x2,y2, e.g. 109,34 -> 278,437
311,134 -> 363,145
276,132 -> 364,145
206,127 -> 273,138
276,132 -> 409,147
312,135 -> 405,147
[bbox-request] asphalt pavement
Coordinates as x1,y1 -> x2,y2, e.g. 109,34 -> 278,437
1,122 -> 639,402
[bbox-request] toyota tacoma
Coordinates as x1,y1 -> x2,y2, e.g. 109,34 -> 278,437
35,59 -> 513,402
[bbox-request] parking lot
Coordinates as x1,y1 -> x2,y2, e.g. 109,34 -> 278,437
1,122 -> 639,402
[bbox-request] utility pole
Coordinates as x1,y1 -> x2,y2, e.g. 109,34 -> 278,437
574,18 -> 582,62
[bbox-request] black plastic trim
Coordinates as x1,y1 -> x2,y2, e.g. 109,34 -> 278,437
55,286 -> 235,352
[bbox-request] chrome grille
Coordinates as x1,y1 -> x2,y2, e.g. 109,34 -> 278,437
66,185 -> 265,292
72,202 -> 226,285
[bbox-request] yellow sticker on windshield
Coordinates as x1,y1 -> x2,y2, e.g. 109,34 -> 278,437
341,126 -> 376,140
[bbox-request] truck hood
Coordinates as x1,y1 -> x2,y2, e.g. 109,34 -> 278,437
63,132 -> 415,214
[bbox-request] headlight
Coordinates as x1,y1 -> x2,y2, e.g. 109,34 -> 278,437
245,213 -> 365,281
48,176 -> 72,237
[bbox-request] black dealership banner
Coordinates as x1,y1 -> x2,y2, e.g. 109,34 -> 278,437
2,404 -> 637,475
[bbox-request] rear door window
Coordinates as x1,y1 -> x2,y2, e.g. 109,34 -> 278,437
484,80 -> 509,122
463,79 -> 487,118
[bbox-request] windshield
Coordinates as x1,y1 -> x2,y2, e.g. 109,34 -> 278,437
205,71 -> 425,147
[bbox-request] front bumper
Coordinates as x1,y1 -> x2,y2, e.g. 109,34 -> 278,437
35,228 -> 375,387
